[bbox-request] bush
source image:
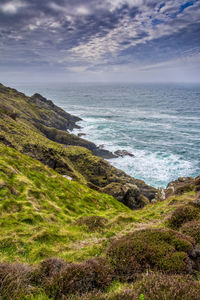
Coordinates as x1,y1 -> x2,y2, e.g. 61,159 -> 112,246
67,273 -> 200,300
180,221 -> 200,244
32,258 -> 67,285
107,273 -> 200,300
167,205 -> 200,230
44,257 -> 113,298
76,216 -> 108,231
106,228 -> 196,280
0,263 -> 34,299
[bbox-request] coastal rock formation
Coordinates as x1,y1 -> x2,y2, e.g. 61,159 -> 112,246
102,182 -> 149,209
165,176 -> 200,198
0,83 -> 156,208
114,149 -> 135,157
29,93 -> 81,131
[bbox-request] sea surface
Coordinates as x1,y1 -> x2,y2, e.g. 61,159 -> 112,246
12,82 -> 200,188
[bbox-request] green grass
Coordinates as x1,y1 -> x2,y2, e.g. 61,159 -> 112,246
0,143 -> 198,265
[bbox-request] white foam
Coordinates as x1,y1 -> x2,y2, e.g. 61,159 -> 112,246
108,150 -> 196,188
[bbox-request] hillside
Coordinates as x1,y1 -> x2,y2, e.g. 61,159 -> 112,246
0,83 -> 200,299
0,83 -> 157,209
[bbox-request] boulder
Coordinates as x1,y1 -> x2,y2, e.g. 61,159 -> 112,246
77,133 -> 86,137
114,150 -> 135,157
101,182 -> 149,209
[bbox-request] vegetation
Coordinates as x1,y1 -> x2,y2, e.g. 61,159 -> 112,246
180,221 -> 200,244
106,228 -> 196,279
0,83 -> 199,299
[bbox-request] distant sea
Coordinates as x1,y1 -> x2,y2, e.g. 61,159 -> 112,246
12,82 -> 200,188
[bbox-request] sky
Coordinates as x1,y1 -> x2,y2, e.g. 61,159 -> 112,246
0,0 -> 200,83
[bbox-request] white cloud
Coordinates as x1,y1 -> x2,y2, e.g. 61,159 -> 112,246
75,6 -> 90,15
106,0 -> 144,11
0,0 -> 26,14
49,2 -> 90,16
67,0 -> 200,66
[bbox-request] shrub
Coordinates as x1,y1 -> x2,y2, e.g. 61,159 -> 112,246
44,257 -> 113,298
99,273 -> 200,300
32,258 -> 67,285
167,205 -> 200,230
180,221 -> 200,244
76,216 -> 108,231
106,228 -> 196,280
132,272 -> 200,300
0,263 -> 34,299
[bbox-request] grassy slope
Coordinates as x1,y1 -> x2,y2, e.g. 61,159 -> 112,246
0,142 -> 198,266
0,143 -> 129,264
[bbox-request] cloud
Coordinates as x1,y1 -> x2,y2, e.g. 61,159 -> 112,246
0,0 -> 199,82
0,0 -> 26,14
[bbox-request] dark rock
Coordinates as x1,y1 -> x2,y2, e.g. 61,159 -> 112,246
165,177 -> 196,198
29,93 -> 81,131
98,144 -> 105,149
114,150 -> 135,157
93,148 -> 117,159
101,182 -> 149,209
35,123 -> 116,159
78,133 -> 86,137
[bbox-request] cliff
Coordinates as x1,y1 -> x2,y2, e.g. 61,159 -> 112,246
0,83 -> 156,209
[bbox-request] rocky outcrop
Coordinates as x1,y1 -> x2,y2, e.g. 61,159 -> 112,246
66,149 -> 157,208
35,123 -> 116,159
165,176 -> 200,198
114,150 -> 135,157
29,93 -> 81,131
102,182 -> 149,209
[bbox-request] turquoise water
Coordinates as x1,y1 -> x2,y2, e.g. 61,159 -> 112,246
12,82 -> 200,188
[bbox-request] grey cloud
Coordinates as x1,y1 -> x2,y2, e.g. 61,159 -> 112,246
0,0 -> 200,82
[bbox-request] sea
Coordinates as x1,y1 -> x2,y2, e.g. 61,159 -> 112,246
11,82 -> 200,188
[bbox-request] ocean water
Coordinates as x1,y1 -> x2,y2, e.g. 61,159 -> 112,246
12,82 -> 200,188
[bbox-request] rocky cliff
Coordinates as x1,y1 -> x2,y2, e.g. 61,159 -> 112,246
0,83 -> 156,209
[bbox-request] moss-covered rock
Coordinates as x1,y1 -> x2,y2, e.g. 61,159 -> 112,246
102,182 -> 149,209
106,228 -> 198,280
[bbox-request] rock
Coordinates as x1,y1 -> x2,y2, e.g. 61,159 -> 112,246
62,175 -> 72,181
94,148 -> 117,159
155,187 -> 166,201
77,133 -> 86,137
165,177 -> 196,198
29,93 -> 81,131
101,182 -> 149,209
114,150 -> 135,157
